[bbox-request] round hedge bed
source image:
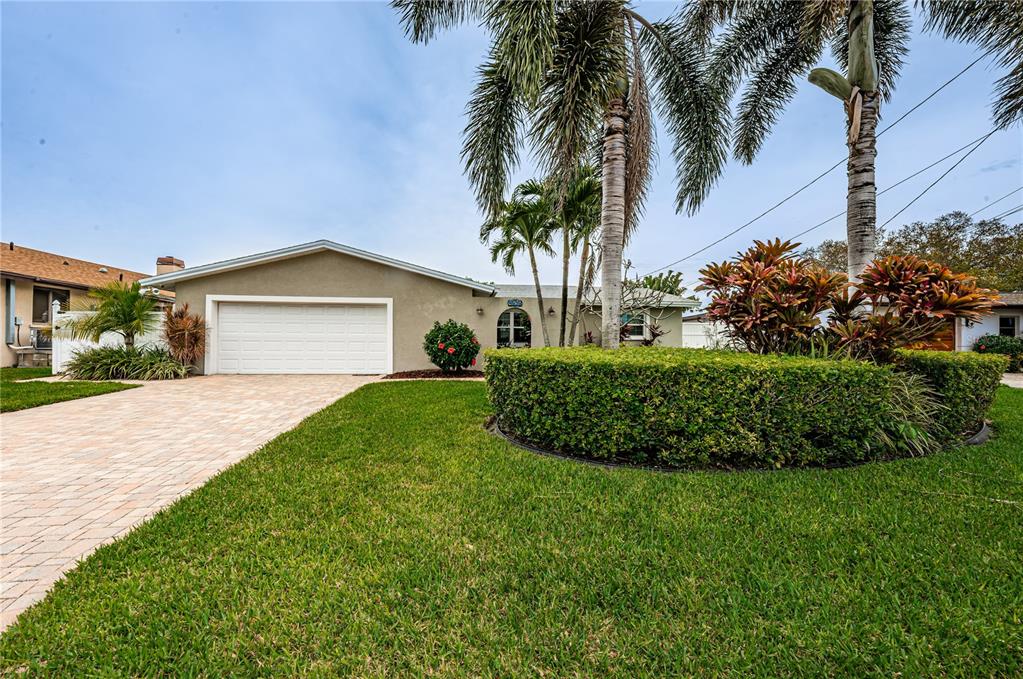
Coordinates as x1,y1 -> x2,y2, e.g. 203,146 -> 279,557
484,346 -> 1007,470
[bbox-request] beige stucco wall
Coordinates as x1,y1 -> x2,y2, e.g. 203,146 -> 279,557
167,250 -> 691,374
2,277 -> 90,368
171,250 -> 502,373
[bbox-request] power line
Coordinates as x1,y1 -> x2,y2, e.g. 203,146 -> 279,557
990,204 -> 1023,221
969,186 -> 1023,217
878,129 -> 996,230
641,55 -> 988,276
789,131 -> 995,241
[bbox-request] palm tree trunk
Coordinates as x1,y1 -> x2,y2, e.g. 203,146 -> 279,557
559,227 -> 569,346
600,96 -> 628,349
568,238 -> 590,345
528,247 -> 552,347
846,91 -> 878,282
124,333 -> 135,349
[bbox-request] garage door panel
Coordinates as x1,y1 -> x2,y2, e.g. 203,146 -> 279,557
216,302 -> 389,374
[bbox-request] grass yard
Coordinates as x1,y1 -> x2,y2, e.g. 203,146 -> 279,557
2,382 -> 1021,675
0,367 -> 137,413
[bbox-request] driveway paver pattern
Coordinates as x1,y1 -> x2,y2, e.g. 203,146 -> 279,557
0,374 -> 376,631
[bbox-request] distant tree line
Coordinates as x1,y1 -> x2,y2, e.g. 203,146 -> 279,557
802,212 -> 1023,291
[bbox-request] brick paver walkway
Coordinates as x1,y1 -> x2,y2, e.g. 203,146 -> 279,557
0,374 -> 375,631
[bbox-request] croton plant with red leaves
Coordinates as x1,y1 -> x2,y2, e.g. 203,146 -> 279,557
698,239 -> 1000,363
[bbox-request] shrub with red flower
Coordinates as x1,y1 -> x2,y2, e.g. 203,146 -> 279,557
698,239 -> 1000,363
423,319 -> 481,372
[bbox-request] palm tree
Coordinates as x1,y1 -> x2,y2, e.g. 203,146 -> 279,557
62,281 -> 161,348
676,0 -> 1022,281
481,192 -> 557,346
393,1 -> 721,348
517,165 -> 602,346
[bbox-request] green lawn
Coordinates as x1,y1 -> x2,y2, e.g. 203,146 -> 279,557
2,382 -> 1021,675
0,367 -> 138,413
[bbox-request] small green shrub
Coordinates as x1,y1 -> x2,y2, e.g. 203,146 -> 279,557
896,349 -> 1008,436
64,346 -> 189,381
486,346 -> 939,469
423,320 -> 480,372
972,334 -> 1023,372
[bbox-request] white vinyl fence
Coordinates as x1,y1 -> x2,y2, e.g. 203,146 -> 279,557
51,300 -> 165,374
680,319 -> 729,349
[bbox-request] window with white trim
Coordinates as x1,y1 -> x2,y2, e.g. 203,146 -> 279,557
497,309 -> 531,347
621,311 -> 646,339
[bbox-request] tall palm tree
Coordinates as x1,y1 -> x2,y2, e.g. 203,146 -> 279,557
62,281 -> 161,348
393,1 -> 721,348
518,165 -> 602,346
481,191 -> 557,346
675,0 -> 1023,281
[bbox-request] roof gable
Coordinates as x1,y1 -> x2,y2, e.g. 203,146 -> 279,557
140,240 -> 497,294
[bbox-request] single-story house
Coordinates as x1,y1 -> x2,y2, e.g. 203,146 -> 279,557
955,291 -> 1023,350
1,242 -> 175,368
139,240 -> 699,375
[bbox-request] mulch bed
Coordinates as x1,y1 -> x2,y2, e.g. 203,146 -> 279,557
383,369 -> 484,380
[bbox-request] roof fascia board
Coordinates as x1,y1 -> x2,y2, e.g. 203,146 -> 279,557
140,240 -> 496,294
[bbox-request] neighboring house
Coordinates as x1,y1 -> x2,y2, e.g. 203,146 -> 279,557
139,240 -> 700,375
956,291 -> 1023,351
1,242 -> 176,367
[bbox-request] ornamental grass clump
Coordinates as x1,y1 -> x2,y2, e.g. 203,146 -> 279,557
64,346 -> 189,381
423,320 -> 480,372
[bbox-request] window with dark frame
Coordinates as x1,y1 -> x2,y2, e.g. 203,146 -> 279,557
998,316 -> 1018,337
32,287 -> 70,323
497,309 -> 531,347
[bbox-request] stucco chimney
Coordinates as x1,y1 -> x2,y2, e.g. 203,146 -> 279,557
156,256 -> 185,276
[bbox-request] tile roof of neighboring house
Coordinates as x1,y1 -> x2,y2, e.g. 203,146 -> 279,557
998,291 -> 1023,306
0,242 -> 174,299
493,284 -> 700,308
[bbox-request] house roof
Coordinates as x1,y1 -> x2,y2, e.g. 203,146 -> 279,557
998,291 -> 1023,306
139,240 -> 497,294
0,242 -> 173,299
493,284 -> 700,309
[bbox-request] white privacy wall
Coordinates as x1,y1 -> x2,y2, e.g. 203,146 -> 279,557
51,304 -> 165,373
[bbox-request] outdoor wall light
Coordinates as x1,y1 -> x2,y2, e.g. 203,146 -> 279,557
476,306 -> 484,315
548,306 -> 556,316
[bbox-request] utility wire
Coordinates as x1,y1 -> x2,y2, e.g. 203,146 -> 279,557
789,131 -> 995,241
969,186 -> 1023,217
641,54 -> 988,276
878,129 -> 996,230
990,204 -> 1023,221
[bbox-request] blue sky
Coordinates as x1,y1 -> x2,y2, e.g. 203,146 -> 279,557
3,1 -> 1021,290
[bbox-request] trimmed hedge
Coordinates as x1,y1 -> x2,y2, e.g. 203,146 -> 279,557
972,334 -> 1023,372
896,349 -> 1008,437
486,347 -> 931,469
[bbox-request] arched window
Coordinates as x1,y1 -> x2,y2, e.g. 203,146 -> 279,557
497,309 -> 532,348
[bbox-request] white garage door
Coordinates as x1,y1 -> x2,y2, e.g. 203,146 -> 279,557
216,302 -> 389,374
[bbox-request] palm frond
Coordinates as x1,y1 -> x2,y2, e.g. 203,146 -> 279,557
391,0 -> 488,43
487,1 -> 558,103
640,13 -> 731,215
733,33 -> 829,163
462,56 -> 525,215
831,0 -> 912,102
624,16 -> 654,241
531,2 -> 625,189
921,0 -> 1023,127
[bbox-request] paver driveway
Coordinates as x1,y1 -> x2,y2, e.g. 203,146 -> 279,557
0,374 -> 376,631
